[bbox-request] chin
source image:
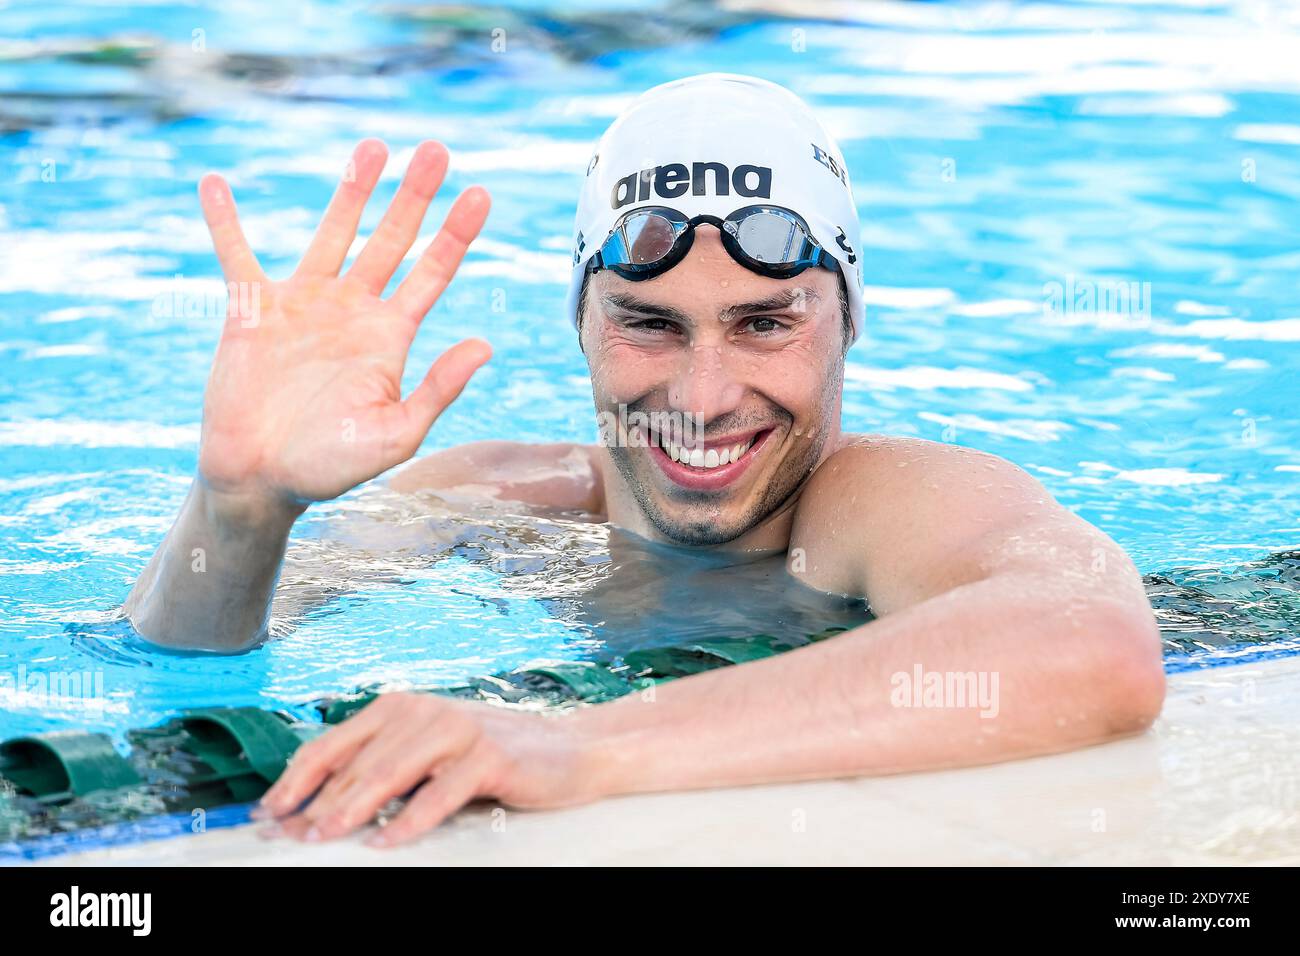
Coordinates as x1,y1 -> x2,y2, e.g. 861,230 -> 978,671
645,507 -> 752,547
607,427 -> 822,548
635,477 -> 777,546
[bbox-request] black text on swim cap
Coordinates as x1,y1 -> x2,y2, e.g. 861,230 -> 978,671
611,162 -> 773,209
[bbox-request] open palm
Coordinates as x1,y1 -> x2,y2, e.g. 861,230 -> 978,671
196,139 -> 492,506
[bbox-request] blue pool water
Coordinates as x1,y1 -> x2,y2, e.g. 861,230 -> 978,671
2,0 -> 1298,741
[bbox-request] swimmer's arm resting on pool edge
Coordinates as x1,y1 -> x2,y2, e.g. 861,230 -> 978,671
124,140 -> 499,651
575,438 -> 1168,794
254,440 -> 1166,847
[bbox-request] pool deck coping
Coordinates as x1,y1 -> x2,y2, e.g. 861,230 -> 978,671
36,654 -> 1300,866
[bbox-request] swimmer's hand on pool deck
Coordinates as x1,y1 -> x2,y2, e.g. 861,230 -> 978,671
254,442 -> 1167,848
124,140 -> 493,650
257,562 -> 1166,851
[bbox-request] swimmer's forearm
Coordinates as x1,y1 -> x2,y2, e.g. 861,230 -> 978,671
124,479 -> 306,652
574,575 -> 1165,795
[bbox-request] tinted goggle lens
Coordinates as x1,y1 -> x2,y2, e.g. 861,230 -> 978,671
596,206 -> 821,278
723,210 -> 810,266
618,210 -> 683,266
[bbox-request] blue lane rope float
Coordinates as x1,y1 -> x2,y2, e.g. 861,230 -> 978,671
0,628 -> 847,845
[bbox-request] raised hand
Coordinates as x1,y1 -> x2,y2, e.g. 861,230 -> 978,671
195,139 -> 492,509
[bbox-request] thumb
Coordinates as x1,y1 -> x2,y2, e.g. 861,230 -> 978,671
399,337 -> 492,445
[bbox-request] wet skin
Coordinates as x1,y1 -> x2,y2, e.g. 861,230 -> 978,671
123,139 -> 1166,848
580,226 -> 848,549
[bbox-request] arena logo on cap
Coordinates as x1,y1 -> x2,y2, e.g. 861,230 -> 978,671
610,161 -> 772,209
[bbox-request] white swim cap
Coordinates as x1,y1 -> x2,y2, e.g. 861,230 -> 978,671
565,73 -> 865,342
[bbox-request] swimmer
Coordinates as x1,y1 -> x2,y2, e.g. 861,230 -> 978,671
124,74 -> 1164,846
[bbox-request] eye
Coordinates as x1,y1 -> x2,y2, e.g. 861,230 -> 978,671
628,317 -> 682,336
741,316 -> 788,337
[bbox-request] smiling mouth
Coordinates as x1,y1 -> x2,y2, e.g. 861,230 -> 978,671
643,426 -> 774,490
657,432 -> 758,470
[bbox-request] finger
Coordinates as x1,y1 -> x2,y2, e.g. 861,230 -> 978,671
300,716 -> 476,840
348,140 -> 450,294
261,813 -> 314,842
295,722 -> 448,834
391,338 -> 492,456
198,173 -> 266,284
389,185 -> 490,319
255,705 -> 390,818
367,747 -> 494,848
294,138 -> 389,278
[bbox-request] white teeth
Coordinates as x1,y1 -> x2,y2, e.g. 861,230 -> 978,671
662,435 -> 758,469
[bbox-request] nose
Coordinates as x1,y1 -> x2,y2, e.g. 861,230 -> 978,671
665,341 -> 747,425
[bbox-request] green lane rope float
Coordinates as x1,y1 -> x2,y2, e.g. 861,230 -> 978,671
0,732 -> 141,804
315,656 -> 665,724
622,634 -> 798,681
0,628 -> 847,845
126,707 -> 325,808
0,708 -> 323,845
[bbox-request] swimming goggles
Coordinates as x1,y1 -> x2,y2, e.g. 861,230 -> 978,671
585,204 -> 839,282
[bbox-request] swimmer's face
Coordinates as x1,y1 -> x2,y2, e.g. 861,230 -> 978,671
580,226 -> 846,546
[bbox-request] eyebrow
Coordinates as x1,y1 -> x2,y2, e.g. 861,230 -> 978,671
600,286 -> 821,325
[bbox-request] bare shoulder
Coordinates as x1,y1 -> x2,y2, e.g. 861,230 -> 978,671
389,440 -> 606,516
805,433 -> 1045,498
792,433 -> 1049,550
789,434 -> 1108,610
